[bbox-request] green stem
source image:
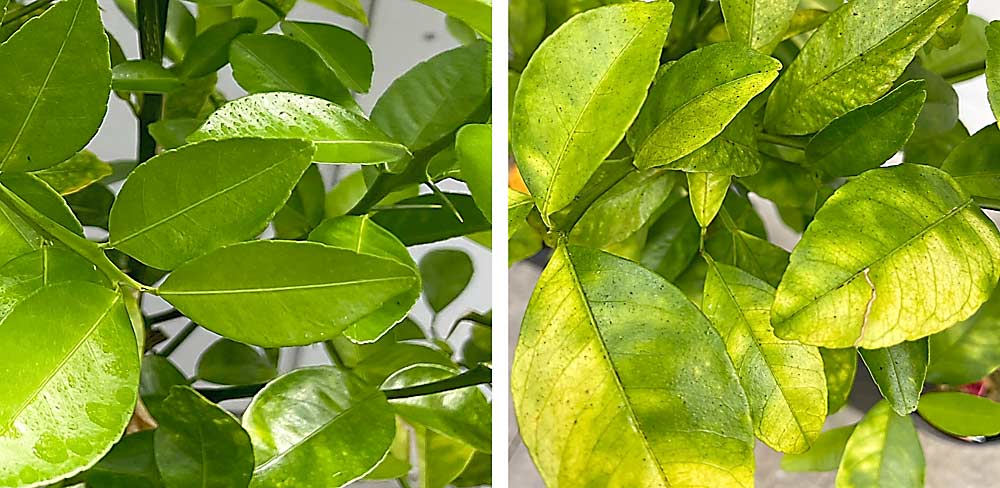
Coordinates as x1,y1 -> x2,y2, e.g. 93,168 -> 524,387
382,364 -> 492,399
136,0 -> 168,163
757,132 -> 810,150
0,184 -> 150,291
0,0 -> 53,26
158,321 -> 197,356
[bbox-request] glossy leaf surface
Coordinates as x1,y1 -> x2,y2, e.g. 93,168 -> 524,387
836,401 -> 924,488
764,0 -> 966,134
79,431 -> 163,487
139,355 -> 190,420
513,245 -> 754,487
511,2 -> 673,218
177,18 -> 256,78
456,123 -> 492,220
281,21 -> 374,93
416,428 -> 475,488
371,193 -> 490,246
419,249 -> 473,312
859,339 -> 928,415
111,60 -> 183,93
0,247 -> 106,321
32,151 -> 112,196
0,282 -> 138,488
688,172 -> 731,228
243,366 -> 395,487
159,240 -> 417,346
916,392 -> 1000,437
109,138 -> 314,270
772,164 -> 1000,349
0,0 -> 111,171
570,168 -> 675,249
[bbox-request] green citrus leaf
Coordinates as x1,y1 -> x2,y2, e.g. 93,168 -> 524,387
512,245 -> 754,487
415,428 -> 475,488
941,124 -> 1000,205
780,424 -> 856,473
155,386 -> 254,488
0,282 -> 139,488
243,366 -> 396,487
371,193 -> 490,246
904,121 -> 969,167
365,417 -> 411,480
456,123 -> 492,221
772,164 -> 1000,349
987,21 -> 1000,123
273,164 -> 325,239
384,364 -> 491,452
328,317 -> 427,369
859,339 -> 929,415
159,240 -> 418,347
764,0 -> 965,135
836,401 -> 924,488
630,42 -> 780,171
139,355 -> 190,420
511,2 -> 673,218
413,0 -> 491,40
917,392 -> 1000,437
569,168 -> 676,249
79,431 -> 164,487
703,258 -> 827,453
306,0 -> 367,25
111,60 -> 184,93
31,151 -> 112,196
371,40 -> 491,151
927,289 -> 1000,385
688,172 -> 731,228
720,0 -> 798,53
196,339 -> 278,385
419,249 -> 473,313
640,196 -> 701,281
0,247 -> 107,321
921,14 -> 988,82
705,206 -> 789,288
280,21 -> 373,93
177,18 -> 256,79
0,0 -> 111,171
109,138 -> 315,270
190,92 -> 407,165
821,347 -> 858,414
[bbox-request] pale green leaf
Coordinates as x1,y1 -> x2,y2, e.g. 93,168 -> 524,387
416,428 -> 475,488
836,401 -> 924,488
721,0 -> 798,53
281,21 -> 373,93
328,317 -> 427,369
780,424 -> 856,473
772,164 -> 1000,349
0,174 -> 85,267
111,60 -> 184,93
243,366 -> 395,487
987,21 -> 1000,123
764,0 -> 966,135
703,259 -> 827,453
512,245 -> 754,487
452,450 -> 490,487
31,151 -> 112,196
688,172 -> 731,228
413,0 -> 491,40
154,386 -> 254,488
508,188 -> 534,237
0,282 -> 139,488
570,168 -> 676,249
159,240 -> 418,347
419,249 -> 473,312
176,18 -> 256,79
365,417 -> 411,480
630,42 -> 780,170
806,80 -> 926,179
109,138 -> 315,270
372,41 -> 490,151
821,347 -> 857,414
190,92 -> 408,165
663,106 -> 764,176
0,247 -> 106,321
904,121 -> 969,167
197,339 -> 278,385
511,2 -> 673,219
306,0 -> 367,25
859,339 -> 928,415
917,392 -> 1000,437
456,123 -> 492,221
927,289 -> 1000,385
0,0 -> 111,171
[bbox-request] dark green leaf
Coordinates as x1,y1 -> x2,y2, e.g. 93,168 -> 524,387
419,249 -> 473,312
987,21 -> 1000,122
139,355 -> 190,420
570,168 -> 676,248
66,183 -> 114,229
148,118 -> 202,150
941,124 -> 1000,206
859,339 -> 928,415
281,21 -> 373,93
176,18 -> 256,79
509,0 -> 545,70
197,339 -> 278,385
273,164 -> 325,239
371,193 -> 491,246
904,120 -> 969,167
640,195 -> 701,281
80,431 -> 163,488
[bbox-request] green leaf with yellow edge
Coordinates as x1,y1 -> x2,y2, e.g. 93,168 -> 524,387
821,347 -> 857,414
781,424 -> 856,473
0,282 -> 139,488
512,245 -> 755,487
859,339 -> 928,415
836,401 -> 924,488
457,124 -> 492,221
772,164 -> 1000,349
764,0 -> 966,135
630,42 -> 779,171
31,151 -> 112,196
917,392 -> 1000,437
927,289 -> 1000,385
243,366 -> 396,487
702,258 -> 827,453
0,0 -> 111,171
721,0 -> 798,53
511,2 -> 673,219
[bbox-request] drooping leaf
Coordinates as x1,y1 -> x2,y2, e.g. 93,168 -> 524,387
570,168 -> 676,249
371,193 -> 491,246
176,18 -> 256,79
0,0 -> 111,171
511,2 -> 673,219
419,249 -> 474,313
835,401 -> 924,488
228,33 -> 356,110
772,164 -> 1000,349
702,258 -> 827,453
927,289 -> 1000,385
309,215 -> 421,342
383,364 -> 491,453
197,339 -> 278,385
640,195 -> 701,281
159,240 -> 418,347
31,151 -> 112,195
111,60 -> 184,93
806,80 -> 926,179
917,392 -> 1000,437
273,164 -> 325,239
821,347 -> 857,414
413,0 -> 491,40
139,355 -> 190,420
0,282 -> 139,488
79,431 -> 164,488
109,138 -> 315,270
154,386 -> 254,488
456,123 -> 492,220
720,0 -> 798,53
764,0 -> 966,135
243,366 -> 396,487
987,21 -> 1000,123
190,93 -> 408,165
941,124 -> 1000,206
859,339 -> 928,415
630,42 -> 780,170
372,40 -> 491,151
512,245 -> 755,487
281,21 -> 373,93
688,172 -> 731,228
0,247 -> 106,321
780,424 -> 856,473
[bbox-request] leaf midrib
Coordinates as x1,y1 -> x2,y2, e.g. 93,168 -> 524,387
159,275 -> 413,296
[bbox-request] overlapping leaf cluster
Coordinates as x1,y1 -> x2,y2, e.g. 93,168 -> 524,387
509,0 -> 1000,486
0,0 -> 493,487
